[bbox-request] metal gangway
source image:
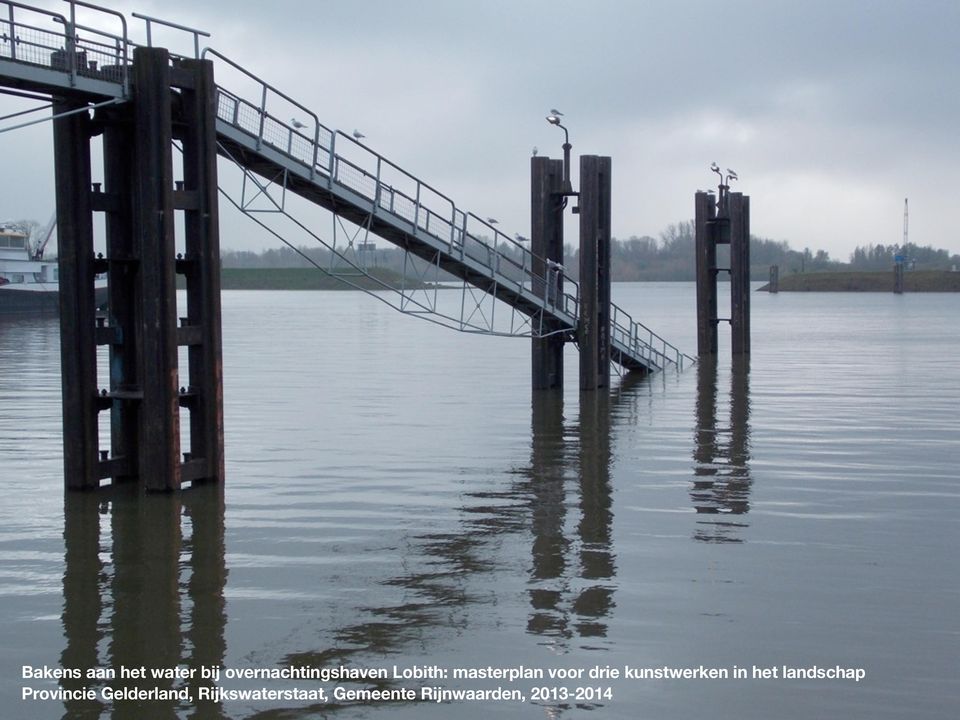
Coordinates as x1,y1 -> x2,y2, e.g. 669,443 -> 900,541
0,0 -> 693,373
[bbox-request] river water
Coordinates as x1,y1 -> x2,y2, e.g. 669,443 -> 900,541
0,283 -> 957,719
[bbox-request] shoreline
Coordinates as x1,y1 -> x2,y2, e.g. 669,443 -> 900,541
758,270 -> 960,292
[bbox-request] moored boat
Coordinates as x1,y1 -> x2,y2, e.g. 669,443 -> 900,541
0,223 -> 107,315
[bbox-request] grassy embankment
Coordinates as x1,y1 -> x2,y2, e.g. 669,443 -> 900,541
759,270 -> 960,292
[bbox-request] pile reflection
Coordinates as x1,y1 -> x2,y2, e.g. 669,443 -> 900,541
691,357 -> 752,542
57,375 -> 649,718
60,484 -> 227,720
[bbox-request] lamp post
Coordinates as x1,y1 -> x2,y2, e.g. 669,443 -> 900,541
546,113 -> 574,195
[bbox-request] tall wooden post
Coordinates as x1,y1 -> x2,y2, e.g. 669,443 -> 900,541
177,56 -> 226,484
531,157 -> 565,390
769,264 -> 779,293
730,192 -> 750,355
695,191 -> 718,356
101,106 -> 140,484
54,46 -> 224,492
696,189 -> 750,357
578,155 -> 612,391
133,47 -> 181,491
53,98 -> 100,490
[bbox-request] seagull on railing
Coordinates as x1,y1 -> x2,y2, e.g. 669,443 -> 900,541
352,129 -> 366,140
515,234 -> 529,243
290,118 -> 306,129
486,217 -> 499,225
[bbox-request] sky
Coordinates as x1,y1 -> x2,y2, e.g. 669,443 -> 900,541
2,0 -> 958,261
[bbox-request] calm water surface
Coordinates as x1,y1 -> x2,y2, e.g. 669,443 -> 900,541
1,283 -> 957,719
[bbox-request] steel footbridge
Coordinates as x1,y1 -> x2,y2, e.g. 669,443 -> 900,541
1,0 -> 692,374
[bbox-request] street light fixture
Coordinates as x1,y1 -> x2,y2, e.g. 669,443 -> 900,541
546,113 -> 574,195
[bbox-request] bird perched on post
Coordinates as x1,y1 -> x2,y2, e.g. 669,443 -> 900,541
532,146 -> 538,156
549,108 -> 563,117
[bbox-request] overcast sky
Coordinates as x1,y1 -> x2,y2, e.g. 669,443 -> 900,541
3,0 -> 958,260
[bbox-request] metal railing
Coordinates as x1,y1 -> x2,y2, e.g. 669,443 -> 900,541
0,0 -> 691,371
610,303 -> 695,370
203,46 -> 583,327
1,0 -> 131,93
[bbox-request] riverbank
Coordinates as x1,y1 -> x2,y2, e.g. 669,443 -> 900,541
189,267 -> 423,290
759,270 -> 960,292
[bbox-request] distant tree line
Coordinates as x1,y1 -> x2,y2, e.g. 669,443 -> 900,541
220,222 -> 960,281
848,243 -> 959,271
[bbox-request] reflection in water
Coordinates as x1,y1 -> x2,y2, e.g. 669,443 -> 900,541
258,387 -> 630,718
526,389 -> 618,645
573,392 -> 615,638
691,357 -> 752,543
60,484 -> 227,720
527,392 -> 571,638
61,494 -> 106,720
57,381 -> 634,719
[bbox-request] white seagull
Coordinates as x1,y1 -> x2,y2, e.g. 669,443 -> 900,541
352,129 -> 366,140
486,217 -> 499,225
290,118 -> 306,129
549,108 -> 564,117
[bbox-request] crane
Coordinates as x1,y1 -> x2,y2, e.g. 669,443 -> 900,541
32,213 -> 56,261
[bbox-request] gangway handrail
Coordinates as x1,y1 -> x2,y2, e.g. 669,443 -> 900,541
330,128 -> 460,251
2,2 -> 69,64
202,46 -> 325,181
463,211 -> 580,318
610,301 -> 693,369
62,0 -> 129,94
1,0 -> 131,94
131,11 -> 208,58
64,0 -> 128,47
0,0 -> 689,372
205,48 -> 582,326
